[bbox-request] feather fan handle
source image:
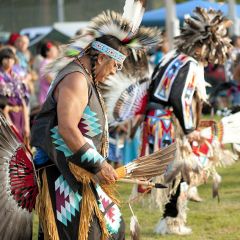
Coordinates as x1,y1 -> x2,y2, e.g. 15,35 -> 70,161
118,178 -> 167,188
116,142 -> 177,179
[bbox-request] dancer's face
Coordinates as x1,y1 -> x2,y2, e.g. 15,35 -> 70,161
95,54 -> 123,82
1,57 -> 15,71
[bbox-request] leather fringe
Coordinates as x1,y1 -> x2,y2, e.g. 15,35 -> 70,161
35,169 -> 59,240
69,162 -> 119,240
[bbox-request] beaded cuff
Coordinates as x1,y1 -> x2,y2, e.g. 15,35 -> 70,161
67,142 -> 105,174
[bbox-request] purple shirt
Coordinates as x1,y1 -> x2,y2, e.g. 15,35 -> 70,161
38,59 -> 53,105
0,66 -> 29,136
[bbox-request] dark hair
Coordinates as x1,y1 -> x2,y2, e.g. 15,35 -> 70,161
0,48 -> 15,66
40,41 -> 55,58
231,35 -> 240,46
123,50 -> 148,78
96,35 -> 127,55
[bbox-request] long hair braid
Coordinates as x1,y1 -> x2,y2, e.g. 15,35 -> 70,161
89,51 -> 98,83
89,50 -> 109,157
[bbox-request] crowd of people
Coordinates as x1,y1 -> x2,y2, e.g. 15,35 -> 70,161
0,34 -> 60,146
0,1 -> 240,240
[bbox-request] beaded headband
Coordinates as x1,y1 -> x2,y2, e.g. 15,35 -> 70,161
91,41 -> 126,64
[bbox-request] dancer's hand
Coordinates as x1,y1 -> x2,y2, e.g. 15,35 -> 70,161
96,161 -> 118,184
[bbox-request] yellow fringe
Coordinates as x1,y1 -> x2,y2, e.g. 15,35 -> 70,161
100,183 -> 120,206
69,162 -> 119,240
35,169 -> 59,240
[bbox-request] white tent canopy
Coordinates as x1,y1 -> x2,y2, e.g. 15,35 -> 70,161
20,21 -> 89,46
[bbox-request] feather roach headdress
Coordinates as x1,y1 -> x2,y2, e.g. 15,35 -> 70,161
50,0 -> 161,74
175,7 -> 232,65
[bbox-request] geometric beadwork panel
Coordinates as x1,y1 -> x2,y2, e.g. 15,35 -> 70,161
51,126 -> 73,157
78,106 -> 102,138
55,175 -> 82,226
181,62 -> 196,130
146,110 -> 174,149
51,126 -> 103,165
96,185 -> 122,234
81,148 -> 104,164
154,54 -> 191,102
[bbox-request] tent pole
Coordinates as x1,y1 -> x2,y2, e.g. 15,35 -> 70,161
228,0 -> 238,36
165,0 -> 179,50
57,0 -> 65,22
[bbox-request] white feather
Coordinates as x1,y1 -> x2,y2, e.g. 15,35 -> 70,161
221,112 -> 240,144
123,0 -> 135,20
130,215 -> 140,240
100,72 -> 138,124
195,63 -> 208,102
200,127 -> 212,139
123,0 -> 145,33
98,23 -> 129,41
69,34 -> 95,50
200,112 -> 240,144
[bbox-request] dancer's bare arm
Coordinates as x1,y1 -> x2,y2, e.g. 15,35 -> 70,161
54,72 -> 117,182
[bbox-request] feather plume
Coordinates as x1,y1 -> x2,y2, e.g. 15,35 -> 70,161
101,76 -> 150,125
200,112 -> 240,144
99,50 -> 152,125
48,6 -> 161,75
175,7 -> 232,64
123,0 -> 146,37
212,171 -> 221,202
130,215 -> 140,240
0,111 -> 38,239
233,143 -> 240,155
129,203 -> 141,240
100,72 -> 139,125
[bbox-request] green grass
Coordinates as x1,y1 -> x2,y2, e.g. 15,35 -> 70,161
119,161 -> 240,240
33,161 -> 240,240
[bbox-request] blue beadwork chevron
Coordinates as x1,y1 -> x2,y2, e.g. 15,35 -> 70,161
81,148 -> 104,164
80,106 -> 102,137
51,126 -> 104,164
51,126 -> 73,157
154,54 -> 195,102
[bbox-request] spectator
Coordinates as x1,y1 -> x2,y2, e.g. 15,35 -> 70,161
7,32 -> 20,46
225,35 -> 240,82
14,35 -> 31,73
153,30 -> 169,65
0,48 -> 30,144
38,41 -> 59,104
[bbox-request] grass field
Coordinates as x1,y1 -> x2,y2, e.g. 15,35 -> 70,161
118,161 -> 240,240
33,161 -> 240,240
